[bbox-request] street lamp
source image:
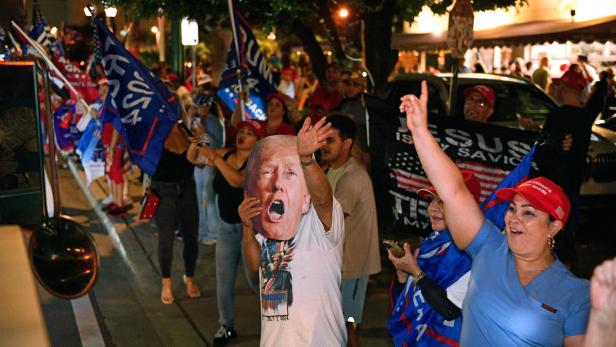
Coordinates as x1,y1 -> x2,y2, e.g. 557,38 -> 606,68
104,7 -> 117,18
150,26 -> 159,34
83,6 -> 93,17
181,18 -> 199,88
338,6 -> 349,19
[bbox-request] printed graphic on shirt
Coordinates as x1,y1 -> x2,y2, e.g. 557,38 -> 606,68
260,238 -> 296,321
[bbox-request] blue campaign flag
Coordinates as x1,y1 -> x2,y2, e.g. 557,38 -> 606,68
480,145 -> 537,230
95,17 -> 178,175
217,0 -> 276,121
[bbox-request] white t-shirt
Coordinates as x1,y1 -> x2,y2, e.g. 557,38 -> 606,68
256,198 -> 347,346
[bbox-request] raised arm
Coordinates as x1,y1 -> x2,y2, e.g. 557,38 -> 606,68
399,81 -> 484,250
296,117 -> 334,230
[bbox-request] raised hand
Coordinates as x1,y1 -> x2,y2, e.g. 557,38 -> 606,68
590,257 -> 616,314
399,80 -> 429,132
297,116 -> 333,158
238,197 -> 262,229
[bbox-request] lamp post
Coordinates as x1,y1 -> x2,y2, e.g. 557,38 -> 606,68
181,18 -> 199,88
446,0 -> 474,118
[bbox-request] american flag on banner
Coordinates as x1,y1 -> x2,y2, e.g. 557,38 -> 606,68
390,153 -> 508,202
386,115 -> 537,235
456,160 -> 508,201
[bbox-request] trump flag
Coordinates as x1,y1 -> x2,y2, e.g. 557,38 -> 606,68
217,0 -> 277,120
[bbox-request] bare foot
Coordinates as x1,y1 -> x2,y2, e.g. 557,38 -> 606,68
161,278 -> 174,304
183,275 -> 201,298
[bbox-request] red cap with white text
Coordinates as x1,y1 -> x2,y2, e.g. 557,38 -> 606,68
495,176 -> 570,225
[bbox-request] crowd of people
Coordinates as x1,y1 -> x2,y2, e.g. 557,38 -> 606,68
39,51 -> 616,347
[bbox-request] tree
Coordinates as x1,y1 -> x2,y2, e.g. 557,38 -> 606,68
106,0 -> 526,95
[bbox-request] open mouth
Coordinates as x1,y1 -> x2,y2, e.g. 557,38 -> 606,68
268,200 -> 285,221
509,227 -> 523,235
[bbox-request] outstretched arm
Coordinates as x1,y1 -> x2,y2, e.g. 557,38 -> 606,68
296,117 -> 334,230
399,81 -> 484,250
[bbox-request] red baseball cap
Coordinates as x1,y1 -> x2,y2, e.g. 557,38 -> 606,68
417,170 -> 482,203
464,85 -> 496,109
560,69 -> 586,91
237,120 -> 266,139
165,73 -> 179,83
495,176 -> 570,224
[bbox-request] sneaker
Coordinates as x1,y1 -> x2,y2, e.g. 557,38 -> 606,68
174,229 -> 183,240
212,325 -> 236,347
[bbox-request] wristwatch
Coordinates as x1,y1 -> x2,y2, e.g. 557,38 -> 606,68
300,154 -> 315,167
412,272 -> 426,286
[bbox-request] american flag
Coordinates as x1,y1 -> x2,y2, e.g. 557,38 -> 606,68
456,160 -> 508,202
389,151 -> 508,202
29,0 -> 54,51
390,150 -> 429,192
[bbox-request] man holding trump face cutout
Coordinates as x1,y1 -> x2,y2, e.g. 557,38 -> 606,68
240,117 -> 347,346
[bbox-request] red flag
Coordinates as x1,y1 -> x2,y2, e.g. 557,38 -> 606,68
53,54 -> 99,103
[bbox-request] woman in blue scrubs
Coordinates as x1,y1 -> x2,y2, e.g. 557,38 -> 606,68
398,81 -> 589,347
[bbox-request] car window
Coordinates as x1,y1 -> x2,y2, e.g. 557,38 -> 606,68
456,82 -> 557,128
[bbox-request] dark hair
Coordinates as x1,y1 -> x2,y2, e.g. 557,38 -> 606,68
578,55 -> 589,62
267,95 -> 291,124
326,112 -> 356,142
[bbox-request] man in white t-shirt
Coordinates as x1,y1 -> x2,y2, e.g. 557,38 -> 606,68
240,117 -> 347,346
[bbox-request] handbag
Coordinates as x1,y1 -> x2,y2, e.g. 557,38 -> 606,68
139,188 -> 160,220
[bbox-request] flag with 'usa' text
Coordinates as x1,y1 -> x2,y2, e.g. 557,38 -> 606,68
95,17 -> 179,175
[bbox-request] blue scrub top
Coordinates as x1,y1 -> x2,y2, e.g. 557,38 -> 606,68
461,219 -> 590,347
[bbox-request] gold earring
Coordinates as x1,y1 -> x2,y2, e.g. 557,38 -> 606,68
547,237 -> 555,250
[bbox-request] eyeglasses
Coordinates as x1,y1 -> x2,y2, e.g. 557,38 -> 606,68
465,97 -> 488,108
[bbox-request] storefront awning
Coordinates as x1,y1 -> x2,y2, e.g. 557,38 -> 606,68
392,14 -> 616,51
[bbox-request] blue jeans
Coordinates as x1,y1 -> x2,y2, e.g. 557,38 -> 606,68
194,166 -> 220,242
216,202 -> 259,326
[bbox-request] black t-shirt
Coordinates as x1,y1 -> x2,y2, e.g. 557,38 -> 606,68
152,148 -> 194,182
213,150 -> 246,224
536,105 -> 594,195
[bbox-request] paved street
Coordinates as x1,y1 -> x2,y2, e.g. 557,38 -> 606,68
36,158 -> 615,347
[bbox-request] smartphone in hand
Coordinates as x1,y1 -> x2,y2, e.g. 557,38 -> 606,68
177,120 -> 194,137
383,239 -> 405,258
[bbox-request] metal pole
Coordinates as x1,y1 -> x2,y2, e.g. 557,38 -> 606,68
449,58 -> 459,118
227,0 -> 245,120
191,45 -> 196,89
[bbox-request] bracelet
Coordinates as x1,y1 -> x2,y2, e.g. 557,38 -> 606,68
300,154 -> 315,167
412,272 -> 426,286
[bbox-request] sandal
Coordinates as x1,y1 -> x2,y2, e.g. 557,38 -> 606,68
183,275 -> 201,298
161,278 -> 174,304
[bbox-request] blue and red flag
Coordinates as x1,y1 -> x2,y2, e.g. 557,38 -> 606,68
480,145 -> 537,230
95,17 -> 179,175
217,0 -> 277,121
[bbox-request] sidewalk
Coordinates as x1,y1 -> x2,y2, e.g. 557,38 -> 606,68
63,159 -> 395,347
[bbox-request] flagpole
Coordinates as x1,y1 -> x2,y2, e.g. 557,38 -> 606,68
227,0 -> 245,120
11,21 -> 93,117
